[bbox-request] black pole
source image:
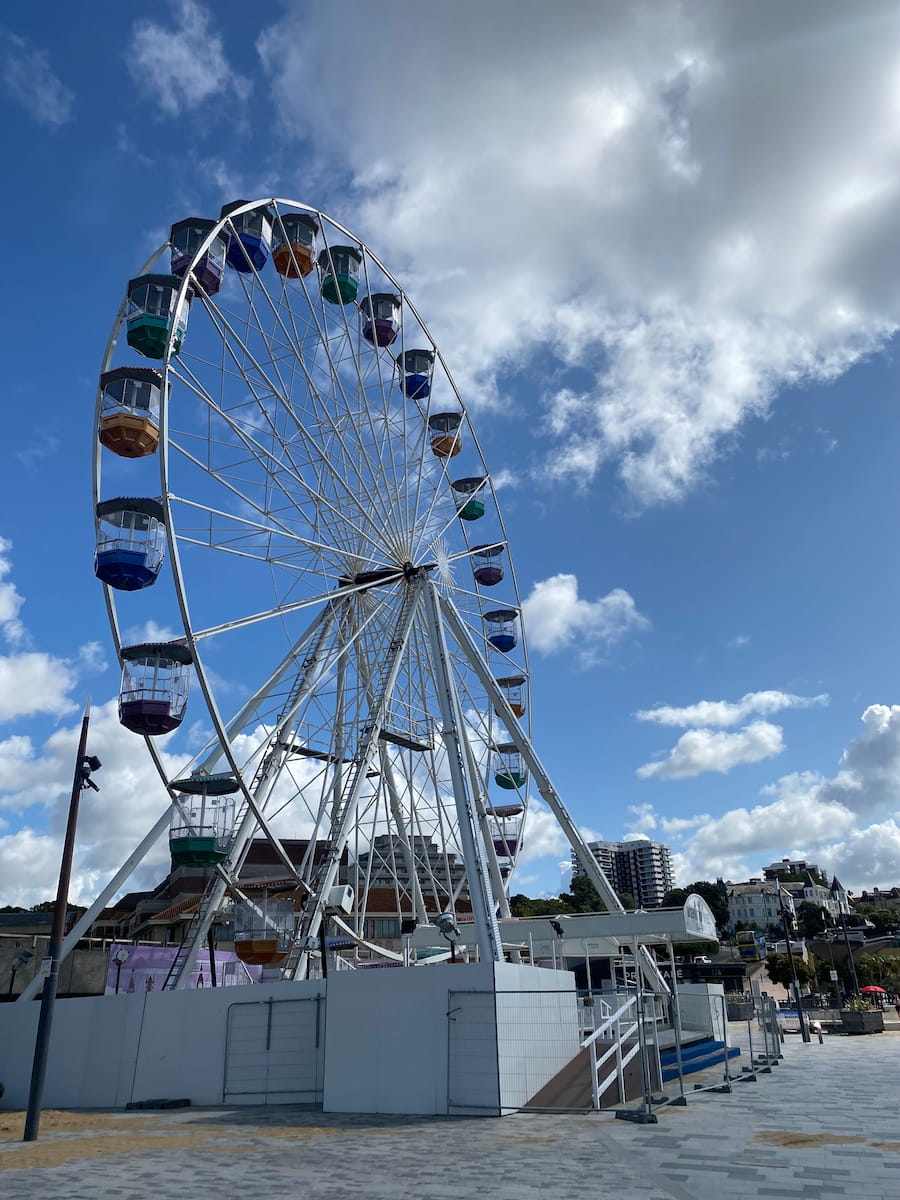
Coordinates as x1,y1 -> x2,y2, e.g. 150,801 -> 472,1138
207,925 -> 217,987
319,922 -> 329,979
839,908 -> 861,996
23,703 -> 92,1142
778,889 -> 810,1043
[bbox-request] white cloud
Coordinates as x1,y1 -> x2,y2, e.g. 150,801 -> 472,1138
258,0 -> 900,507
522,574 -> 649,660
663,705 -> 900,890
637,720 -> 784,780
636,689 -> 828,728
0,700 -> 190,906
0,654 -> 77,723
626,803 -> 657,834
0,536 -> 25,644
0,539 -> 107,722
128,0 -> 251,118
1,32 -> 73,127
727,634 -> 750,650
516,802 -> 568,866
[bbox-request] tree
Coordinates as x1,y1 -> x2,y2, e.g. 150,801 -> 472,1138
661,881 -> 729,933
853,906 -> 898,933
765,952 -> 814,990
796,901 -> 829,939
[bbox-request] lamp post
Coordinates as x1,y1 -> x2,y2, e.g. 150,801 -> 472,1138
23,702 -> 101,1142
777,886 -> 810,1044
838,905 -> 861,997
7,947 -> 33,997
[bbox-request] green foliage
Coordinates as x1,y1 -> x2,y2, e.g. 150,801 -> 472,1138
765,952 -> 814,989
508,878 -> 639,919
661,881 -> 729,933
857,950 -> 900,991
842,996 -> 874,1012
796,901 -> 829,939
853,906 -> 898,932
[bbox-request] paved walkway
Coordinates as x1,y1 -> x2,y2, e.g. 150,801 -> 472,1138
1,1030 -> 898,1199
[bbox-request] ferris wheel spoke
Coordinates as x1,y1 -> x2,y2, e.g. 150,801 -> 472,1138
174,311 -> 404,560
235,257 -> 412,554
167,378 -> 397,570
223,249 -> 412,556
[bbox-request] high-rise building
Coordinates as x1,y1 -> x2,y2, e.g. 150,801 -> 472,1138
573,838 -> 674,908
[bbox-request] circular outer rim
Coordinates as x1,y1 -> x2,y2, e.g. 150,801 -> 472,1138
94,196 -> 534,917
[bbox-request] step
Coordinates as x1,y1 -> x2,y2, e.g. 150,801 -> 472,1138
660,1038 -> 728,1066
661,1045 -> 740,1081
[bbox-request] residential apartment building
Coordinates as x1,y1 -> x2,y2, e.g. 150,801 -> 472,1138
780,872 -> 848,921
726,879 -> 795,932
574,838 -> 675,908
762,858 -> 823,881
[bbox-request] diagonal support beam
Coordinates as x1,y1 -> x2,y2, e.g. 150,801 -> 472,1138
438,593 -> 668,991
422,581 -> 503,964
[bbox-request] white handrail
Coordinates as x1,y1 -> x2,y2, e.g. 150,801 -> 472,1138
582,994 -> 637,1048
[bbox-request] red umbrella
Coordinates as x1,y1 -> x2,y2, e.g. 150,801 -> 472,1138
860,985 -> 886,993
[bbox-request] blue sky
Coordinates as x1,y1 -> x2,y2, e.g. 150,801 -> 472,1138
2,0 -> 900,905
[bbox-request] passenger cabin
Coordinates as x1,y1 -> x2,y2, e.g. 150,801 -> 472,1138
495,674 -> 526,718
168,771 -> 238,867
233,895 -> 296,966
318,244 -> 362,304
428,412 -> 462,458
451,476 -> 487,521
272,212 -> 319,277
472,543 -> 504,587
118,642 -> 192,736
94,497 -> 166,591
494,742 -> 527,791
360,292 -> 400,347
126,274 -> 190,359
169,217 -> 228,295
484,607 -> 518,653
220,200 -> 273,272
397,349 -> 435,400
98,367 -> 162,458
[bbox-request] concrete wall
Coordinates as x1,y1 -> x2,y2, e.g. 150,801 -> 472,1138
324,961 -> 497,1115
0,979 -> 323,1110
2,963 -> 586,1117
1,939 -> 107,998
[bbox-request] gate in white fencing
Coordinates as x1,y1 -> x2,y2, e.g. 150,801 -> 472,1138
224,994 -> 325,1104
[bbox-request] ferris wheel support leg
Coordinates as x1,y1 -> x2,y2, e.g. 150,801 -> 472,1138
17,807 -> 173,1003
170,610 -> 339,989
437,594 -> 668,992
348,602 -> 428,926
422,582 -> 503,965
457,709 -> 512,921
290,578 -> 426,980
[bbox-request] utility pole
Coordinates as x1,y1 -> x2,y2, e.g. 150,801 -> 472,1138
838,905 -> 861,997
777,887 -> 810,1044
23,703 -> 101,1142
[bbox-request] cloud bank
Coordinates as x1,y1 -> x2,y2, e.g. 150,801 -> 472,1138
258,0 -> 900,507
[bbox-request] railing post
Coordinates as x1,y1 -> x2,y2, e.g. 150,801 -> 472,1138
590,1037 -> 600,1110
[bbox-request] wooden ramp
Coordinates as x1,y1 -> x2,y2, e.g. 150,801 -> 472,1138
522,1037 -> 652,1111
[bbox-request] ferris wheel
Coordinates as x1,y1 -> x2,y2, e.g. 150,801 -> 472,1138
79,199 -> 625,988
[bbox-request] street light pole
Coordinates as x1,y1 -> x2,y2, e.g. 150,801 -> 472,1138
839,905 -> 861,997
23,702 -> 100,1142
777,887 -> 810,1044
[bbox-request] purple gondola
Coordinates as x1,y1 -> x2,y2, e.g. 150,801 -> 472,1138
169,217 -> 228,295
360,292 -> 400,347
118,642 -> 192,735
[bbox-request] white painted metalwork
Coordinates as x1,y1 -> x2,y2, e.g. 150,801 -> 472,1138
88,199 -> 548,984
